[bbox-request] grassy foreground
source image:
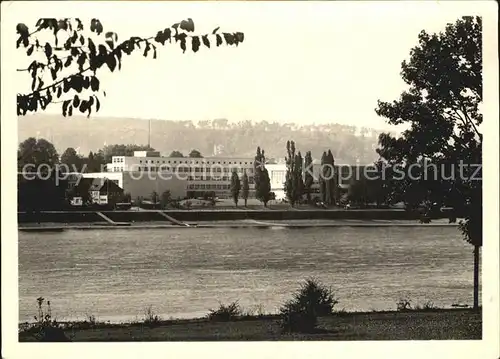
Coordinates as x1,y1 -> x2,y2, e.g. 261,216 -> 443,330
19,309 -> 481,341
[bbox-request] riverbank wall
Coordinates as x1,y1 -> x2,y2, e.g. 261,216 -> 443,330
18,209 -> 448,224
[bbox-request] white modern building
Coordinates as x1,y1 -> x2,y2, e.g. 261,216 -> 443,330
81,150 -> 372,202
100,151 -> 257,199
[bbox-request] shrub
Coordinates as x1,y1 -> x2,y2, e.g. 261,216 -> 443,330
24,297 -> 71,342
280,278 -> 339,333
396,297 -> 413,311
143,306 -> 162,327
414,300 -> 438,311
207,301 -> 242,322
280,300 -> 318,333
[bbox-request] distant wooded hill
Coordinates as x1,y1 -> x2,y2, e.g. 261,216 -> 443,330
18,115 -> 394,164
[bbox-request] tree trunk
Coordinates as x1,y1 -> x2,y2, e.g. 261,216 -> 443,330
473,245 -> 480,310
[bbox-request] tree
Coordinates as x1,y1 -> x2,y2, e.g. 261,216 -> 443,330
122,192 -> 132,203
348,176 -> 368,207
325,150 -> 337,205
60,147 -> 84,172
169,151 -> 184,158
375,16 -> 482,309
18,137 -> 59,170
319,150 -> 336,206
16,18 -> 244,116
189,149 -> 203,158
160,190 -> 171,209
254,147 -> 272,207
259,168 -> 272,206
319,151 -> 327,203
230,170 -> 241,206
304,151 -> 314,203
241,171 -> 250,207
284,141 -> 304,206
150,191 -> 159,204
83,150 -> 106,172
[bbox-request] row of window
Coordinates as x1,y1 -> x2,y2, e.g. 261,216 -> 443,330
110,167 -> 254,174
187,176 -> 255,183
138,159 -> 253,165
188,184 -> 255,190
111,157 -> 254,165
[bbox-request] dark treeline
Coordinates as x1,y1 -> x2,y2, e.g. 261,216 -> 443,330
18,115 -> 390,164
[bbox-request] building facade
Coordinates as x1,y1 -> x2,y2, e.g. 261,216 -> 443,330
104,151 -> 257,200
83,150 -> 375,202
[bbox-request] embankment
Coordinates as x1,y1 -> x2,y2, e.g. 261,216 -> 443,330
18,209 -> 446,225
18,309 -> 481,341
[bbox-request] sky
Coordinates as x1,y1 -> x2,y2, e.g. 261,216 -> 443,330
8,1 -> 486,131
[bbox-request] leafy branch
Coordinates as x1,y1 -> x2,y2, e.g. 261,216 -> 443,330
17,18 -> 244,117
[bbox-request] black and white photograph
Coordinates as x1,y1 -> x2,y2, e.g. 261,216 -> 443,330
1,0 -> 499,357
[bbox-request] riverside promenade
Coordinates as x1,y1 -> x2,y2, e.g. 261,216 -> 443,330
18,209 -> 457,231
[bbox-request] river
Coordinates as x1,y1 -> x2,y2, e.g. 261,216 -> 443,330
18,226 -> 479,323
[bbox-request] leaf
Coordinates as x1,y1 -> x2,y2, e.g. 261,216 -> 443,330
180,18 -> 195,32
71,31 -> 78,44
73,76 -> 83,93
36,77 -> 44,90
83,76 -> 90,89
87,96 -> 94,117
202,35 -> 210,48
106,55 -> 117,72
62,100 -> 70,117
216,34 -> 222,47
50,68 -> 57,81
63,79 -> 71,93
154,30 -> 164,45
64,37 -> 73,50
212,27 -> 220,34
44,43 -> 53,58
88,38 -> 96,55
90,19 -> 97,33
95,20 -> 104,35
68,104 -> 73,116
64,56 -> 72,67
57,19 -> 68,31
90,76 -> 100,91
98,44 -> 107,55
73,95 -> 80,108
57,86 -> 63,98
105,32 -> 116,49
223,33 -> 234,45
95,96 -> 101,112
79,100 -> 88,113
235,32 -> 244,43
79,35 -> 85,45
180,38 -> 186,53
16,23 -> 29,37
77,53 -> 86,71
75,18 -> 83,31
191,36 -> 200,53
26,45 -> 34,56
164,28 -> 171,43
143,43 -> 150,57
